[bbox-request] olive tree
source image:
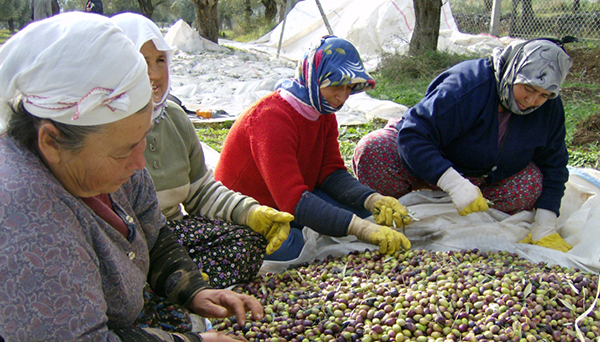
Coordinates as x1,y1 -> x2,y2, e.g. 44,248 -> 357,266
1,0 -> 30,32
409,0 -> 442,55
190,0 -> 219,42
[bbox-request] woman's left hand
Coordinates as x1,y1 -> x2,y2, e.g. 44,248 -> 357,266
366,194 -> 411,227
189,289 -> 264,326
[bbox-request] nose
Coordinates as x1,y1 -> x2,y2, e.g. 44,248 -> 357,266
147,62 -> 159,81
338,85 -> 353,102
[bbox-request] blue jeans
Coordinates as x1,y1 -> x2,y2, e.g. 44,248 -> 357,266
264,189 -> 372,261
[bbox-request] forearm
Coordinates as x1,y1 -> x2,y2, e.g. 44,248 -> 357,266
319,169 -> 375,210
112,327 -> 203,342
184,169 -> 259,224
294,191 -> 353,237
148,226 -> 211,307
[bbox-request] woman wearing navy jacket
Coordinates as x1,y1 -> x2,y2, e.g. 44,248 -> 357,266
353,39 -> 573,252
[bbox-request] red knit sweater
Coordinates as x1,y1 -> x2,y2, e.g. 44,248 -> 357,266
214,91 -> 346,214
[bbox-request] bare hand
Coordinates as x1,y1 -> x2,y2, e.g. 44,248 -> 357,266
200,331 -> 248,342
188,289 -> 263,326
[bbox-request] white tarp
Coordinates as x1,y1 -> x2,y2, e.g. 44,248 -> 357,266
252,0 -> 514,66
165,0 -> 518,122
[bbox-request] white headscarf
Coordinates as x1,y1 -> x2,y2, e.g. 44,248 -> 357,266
0,12 -> 152,130
492,39 -> 573,115
0,12 -> 151,131
111,12 -> 173,120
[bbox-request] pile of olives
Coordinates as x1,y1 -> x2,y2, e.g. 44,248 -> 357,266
213,249 -> 599,342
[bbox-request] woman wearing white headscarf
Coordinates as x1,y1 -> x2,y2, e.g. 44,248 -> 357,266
353,39 -> 573,252
111,13 -> 293,292
0,13 -> 263,342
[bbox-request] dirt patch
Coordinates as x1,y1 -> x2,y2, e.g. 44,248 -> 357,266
565,44 -> 600,84
563,44 -> 600,147
572,112 -> 600,146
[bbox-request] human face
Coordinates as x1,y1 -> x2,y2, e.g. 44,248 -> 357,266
140,41 -> 169,104
513,83 -> 552,111
53,103 -> 153,197
320,84 -> 354,109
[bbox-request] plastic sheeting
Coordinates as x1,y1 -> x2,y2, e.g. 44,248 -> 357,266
260,168 -> 600,275
252,0 -> 514,65
164,0 -> 518,123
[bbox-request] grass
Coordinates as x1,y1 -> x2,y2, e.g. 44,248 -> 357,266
195,46 -> 599,171
0,29 -> 15,45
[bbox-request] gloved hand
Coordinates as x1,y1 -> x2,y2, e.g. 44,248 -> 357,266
518,209 -> 572,252
364,193 -> 411,227
437,167 -> 489,216
246,205 -> 294,255
347,215 -> 411,255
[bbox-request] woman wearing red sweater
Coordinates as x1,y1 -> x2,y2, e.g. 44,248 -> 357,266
215,36 -> 412,261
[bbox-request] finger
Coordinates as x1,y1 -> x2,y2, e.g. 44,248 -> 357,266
381,206 -> 392,226
401,234 -> 411,250
392,212 -> 403,227
388,232 -> 401,255
200,298 -> 231,319
238,294 -> 264,324
270,210 -> 294,222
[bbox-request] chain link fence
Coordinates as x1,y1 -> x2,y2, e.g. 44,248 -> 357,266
449,0 -> 600,40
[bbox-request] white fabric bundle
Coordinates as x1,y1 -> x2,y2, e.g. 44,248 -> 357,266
111,12 -> 173,119
0,12 -> 151,130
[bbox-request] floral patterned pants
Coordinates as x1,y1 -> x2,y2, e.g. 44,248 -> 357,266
352,119 -> 542,215
136,215 -> 267,332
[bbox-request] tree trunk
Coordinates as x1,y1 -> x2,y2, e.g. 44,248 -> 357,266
276,0 -> 299,23
409,0 -> 441,55
8,19 -> 15,33
191,0 -> 219,43
261,0 -> 277,23
137,0 -> 155,19
243,0 -> 252,24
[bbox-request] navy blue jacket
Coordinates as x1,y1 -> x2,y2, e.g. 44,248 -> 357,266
396,58 -> 568,215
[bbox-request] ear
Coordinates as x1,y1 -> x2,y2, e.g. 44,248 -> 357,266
37,122 -> 62,164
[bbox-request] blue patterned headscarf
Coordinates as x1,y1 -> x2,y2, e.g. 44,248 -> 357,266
276,36 -> 375,115
492,39 -> 572,115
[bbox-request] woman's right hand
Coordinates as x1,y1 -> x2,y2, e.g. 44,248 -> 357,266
246,205 -> 294,254
347,215 -> 411,254
201,331 -> 249,342
188,289 -> 263,327
437,167 -> 489,216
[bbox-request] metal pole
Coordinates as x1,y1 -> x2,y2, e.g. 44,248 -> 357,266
490,0 -> 502,37
315,0 -> 334,35
277,0 -> 292,59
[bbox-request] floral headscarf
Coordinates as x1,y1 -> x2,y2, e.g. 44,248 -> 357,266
276,35 -> 375,115
492,39 -> 573,115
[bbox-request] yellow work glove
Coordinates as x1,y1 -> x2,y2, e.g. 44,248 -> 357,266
518,233 -> 572,252
364,193 -> 411,227
437,167 -> 489,216
246,205 -> 294,255
518,209 -> 572,252
347,215 -> 411,255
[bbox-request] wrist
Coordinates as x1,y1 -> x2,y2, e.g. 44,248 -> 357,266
172,332 -> 204,342
364,193 -> 384,211
347,215 -> 377,241
436,167 -> 463,191
241,204 -> 261,226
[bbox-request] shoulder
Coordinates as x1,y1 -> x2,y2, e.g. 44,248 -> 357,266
162,100 -> 197,135
423,58 -> 495,102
